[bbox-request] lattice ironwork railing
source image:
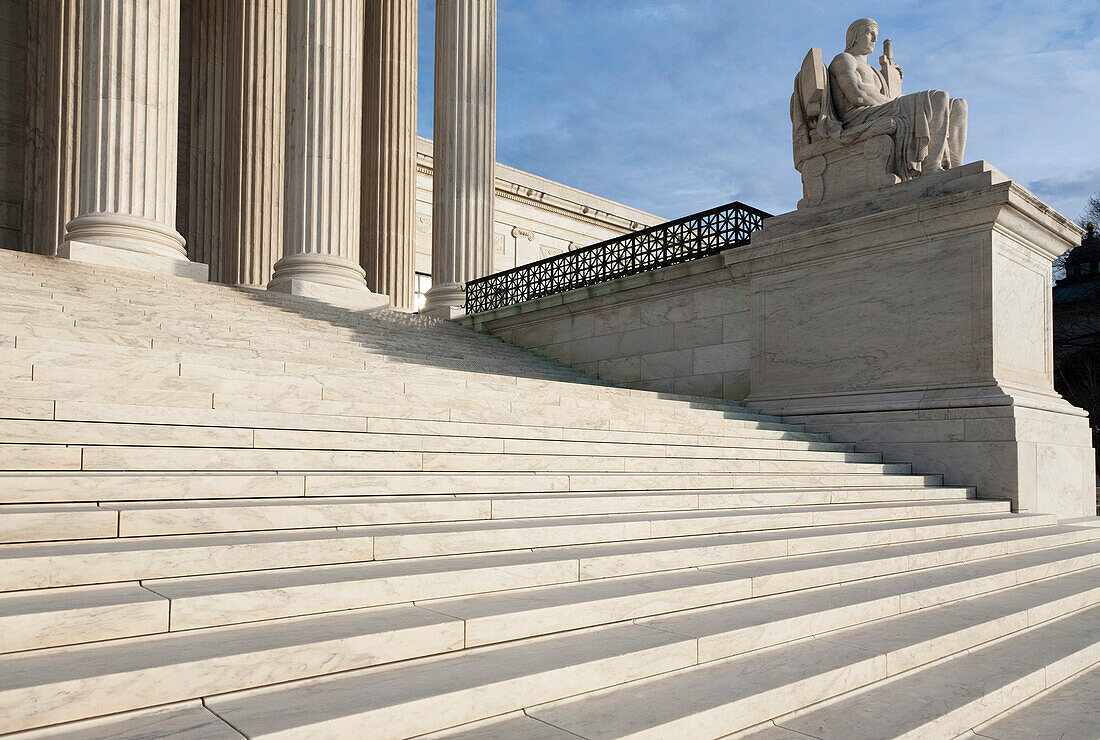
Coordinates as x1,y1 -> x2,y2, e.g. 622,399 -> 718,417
465,201 -> 771,314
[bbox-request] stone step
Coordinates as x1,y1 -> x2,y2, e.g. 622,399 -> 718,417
0,514 -> 1047,646
0,343 -> 754,419
2,395 -> 821,448
136,511 -> 1059,632
414,530 -> 1100,648
9,547 -> 1099,737
0,583 -> 168,654
639,549 -> 1100,665
769,603 -> 1100,739
0,381 -> 788,433
0,470 -> 943,504
7,309 -> 552,362
191,565 -> 1100,739
0,528 -> 379,591
1,701 -> 244,739
9,332 -> 589,387
363,417 -> 837,448
565,511 -> 1054,580
0,500 -> 1003,590
91,487 -> 971,539
31,364 -> 327,401
970,658 -> 1100,740
0,418 -> 860,458
33,445 -> 908,475
522,592 -> 1100,740
0,505 -> 119,543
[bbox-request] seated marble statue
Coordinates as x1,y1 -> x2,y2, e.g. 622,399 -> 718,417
791,18 -> 968,206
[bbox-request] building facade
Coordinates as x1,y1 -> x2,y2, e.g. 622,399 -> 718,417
6,0 -> 658,314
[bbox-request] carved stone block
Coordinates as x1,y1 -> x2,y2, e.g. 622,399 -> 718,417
798,133 -> 900,209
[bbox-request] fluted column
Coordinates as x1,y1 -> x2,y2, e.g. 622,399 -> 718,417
269,0 -> 384,308
423,0 -> 496,318
61,0 -> 208,280
23,0 -> 82,257
361,0 -> 417,310
186,0 -> 229,278
224,0 -> 287,286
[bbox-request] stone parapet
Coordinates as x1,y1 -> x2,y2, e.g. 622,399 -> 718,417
466,162 -> 1095,517
733,161 -> 1092,517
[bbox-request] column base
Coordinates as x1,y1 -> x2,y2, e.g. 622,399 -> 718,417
268,253 -> 389,310
58,240 -> 209,282
421,282 -> 466,319
59,213 -> 207,281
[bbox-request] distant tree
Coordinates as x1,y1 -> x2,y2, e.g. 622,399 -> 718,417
1083,191 -> 1100,228
1054,191 -> 1100,282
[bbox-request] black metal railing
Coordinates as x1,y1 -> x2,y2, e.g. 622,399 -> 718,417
465,200 -> 771,314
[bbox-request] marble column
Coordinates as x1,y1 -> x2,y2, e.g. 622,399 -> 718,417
186,0 -> 228,279
361,0 -> 418,311
61,0 -> 208,280
22,0 -> 81,257
269,0 -> 386,308
423,0 -> 497,318
224,0 -> 287,287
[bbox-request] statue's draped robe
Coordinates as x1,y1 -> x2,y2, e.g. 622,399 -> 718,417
824,62 -> 951,179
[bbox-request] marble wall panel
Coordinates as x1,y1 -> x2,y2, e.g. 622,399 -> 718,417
750,234 -> 988,398
991,231 -> 1052,389
463,255 -> 752,400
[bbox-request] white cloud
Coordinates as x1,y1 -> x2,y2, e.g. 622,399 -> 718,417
418,1 -> 1100,224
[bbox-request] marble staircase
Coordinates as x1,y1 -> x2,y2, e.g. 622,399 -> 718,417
0,248 -> 1096,739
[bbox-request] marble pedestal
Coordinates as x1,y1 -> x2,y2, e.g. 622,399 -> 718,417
732,162 -> 1094,518
59,240 -> 210,282
267,254 -> 390,310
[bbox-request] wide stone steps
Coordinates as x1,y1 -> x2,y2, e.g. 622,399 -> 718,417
0,356 -> 752,421
0,512 -> 1051,652
0,444 -> 912,475
1,524 -> 1095,736
1,397 -> 814,444
82,549 -> 1100,740
0,500 -> 1008,590
969,657 -> 1100,740
1,249 -> 1093,737
0,384 -> 798,439
0,421 -> 874,463
0,471 -> 947,505
20,487 -> 973,541
762,602 -> 1100,740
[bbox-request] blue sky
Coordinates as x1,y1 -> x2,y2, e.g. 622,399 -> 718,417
417,1 -> 1100,221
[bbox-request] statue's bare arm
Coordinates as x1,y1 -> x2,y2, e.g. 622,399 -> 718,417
830,54 -> 891,108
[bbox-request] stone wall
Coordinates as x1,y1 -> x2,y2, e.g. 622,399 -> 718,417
413,137 -> 660,284
465,163 -> 1096,517
0,0 -> 26,252
462,254 -> 752,400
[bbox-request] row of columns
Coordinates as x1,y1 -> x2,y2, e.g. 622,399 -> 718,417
28,0 -> 496,316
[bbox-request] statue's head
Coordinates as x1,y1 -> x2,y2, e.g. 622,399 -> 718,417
845,18 -> 878,55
